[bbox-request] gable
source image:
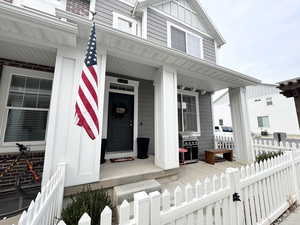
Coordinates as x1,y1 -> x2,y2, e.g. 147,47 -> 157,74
152,0 -> 210,35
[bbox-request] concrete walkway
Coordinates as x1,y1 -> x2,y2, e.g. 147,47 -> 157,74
279,207 -> 300,225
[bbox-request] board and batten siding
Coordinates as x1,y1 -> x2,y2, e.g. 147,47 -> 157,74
107,73 -> 155,155
147,8 -> 216,63
95,0 -> 134,27
198,92 -> 214,152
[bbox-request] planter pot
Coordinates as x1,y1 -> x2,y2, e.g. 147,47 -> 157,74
101,139 -> 107,164
137,137 -> 150,159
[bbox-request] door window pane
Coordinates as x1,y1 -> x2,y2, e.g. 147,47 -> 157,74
4,109 -> 48,142
177,93 -> 199,132
171,26 -> 186,52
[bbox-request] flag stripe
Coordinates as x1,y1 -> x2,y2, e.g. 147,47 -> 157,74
78,87 -> 99,131
75,104 -> 96,139
81,72 -> 98,106
83,65 -> 98,90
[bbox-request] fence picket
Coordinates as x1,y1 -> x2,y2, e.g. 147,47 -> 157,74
119,200 -> 130,225
162,190 -> 171,212
174,186 -> 185,225
100,207 -> 112,225
78,213 -> 91,225
134,192 -> 150,225
149,191 -> 160,225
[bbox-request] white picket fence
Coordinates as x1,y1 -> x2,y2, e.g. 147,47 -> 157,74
16,163 -> 66,225
56,151 -> 300,225
252,138 -> 297,156
214,134 -> 234,150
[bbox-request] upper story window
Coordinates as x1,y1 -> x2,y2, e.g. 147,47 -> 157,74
257,116 -> 270,128
113,12 -> 141,36
167,22 -> 203,58
266,97 -> 273,106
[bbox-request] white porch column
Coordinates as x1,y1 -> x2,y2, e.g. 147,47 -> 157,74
154,66 -> 179,170
229,87 -> 254,163
43,42 -> 107,187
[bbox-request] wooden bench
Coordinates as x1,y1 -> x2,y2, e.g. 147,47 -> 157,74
205,149 -> 233,165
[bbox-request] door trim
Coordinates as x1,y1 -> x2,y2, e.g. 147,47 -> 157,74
102,76 -> 139,159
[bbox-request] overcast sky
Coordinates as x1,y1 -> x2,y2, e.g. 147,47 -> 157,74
200,0 -> 300,84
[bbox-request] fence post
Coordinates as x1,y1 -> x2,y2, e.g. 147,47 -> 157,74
226,167 -> 242,225
134,191 -> 150,225
287,151 -> 300,202
57,163 -> 66,219
149,191 -> 161,225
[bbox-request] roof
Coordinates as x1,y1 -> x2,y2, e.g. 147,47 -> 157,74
137,0 -> 226,47
277,77 -> 300,86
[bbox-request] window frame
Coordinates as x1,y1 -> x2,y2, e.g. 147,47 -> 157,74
112,12 -> 141,37
177,89 -> 201,134
0,66 -> 53,147
167,21 -> 204,59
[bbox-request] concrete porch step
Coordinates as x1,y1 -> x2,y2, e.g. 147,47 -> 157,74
113,179 -> 161,205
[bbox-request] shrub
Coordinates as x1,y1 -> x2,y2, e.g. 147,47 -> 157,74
61,186 -> 113,225
255,151 -> 283,163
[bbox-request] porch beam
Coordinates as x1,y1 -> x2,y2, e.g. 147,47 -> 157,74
229,87 -> 254,163
154,66 -> 179,170
43,42 -> 107,187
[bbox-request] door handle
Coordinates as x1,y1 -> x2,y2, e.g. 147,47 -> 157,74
129,121 -> 133,127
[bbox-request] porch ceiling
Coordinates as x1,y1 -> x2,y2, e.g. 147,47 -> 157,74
0,1 -> 77,49
0,40 -> 56,67
57,10 -> 261,92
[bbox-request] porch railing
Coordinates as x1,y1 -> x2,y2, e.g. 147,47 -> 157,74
17,163 -> 66,225
56,151 -> 300,225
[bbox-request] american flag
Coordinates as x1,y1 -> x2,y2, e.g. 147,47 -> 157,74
75,21 -> 99,140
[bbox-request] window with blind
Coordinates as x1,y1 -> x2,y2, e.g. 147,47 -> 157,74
177,92 -> 200,132
4,75 -> 52,142
257,116 -> 270,128
169,23 -> 203,58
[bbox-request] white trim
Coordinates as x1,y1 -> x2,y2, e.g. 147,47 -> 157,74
177,89 -> 201,135
167,21 -> 204,59
0,66 -> 53,151
150,7 -> 213,40
141,7 -> 148,39
102,76 -> 139,159
112,12 -> 141,37
89,0 -> 96,20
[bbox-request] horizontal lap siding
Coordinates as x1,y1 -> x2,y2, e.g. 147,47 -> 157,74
198,93 -> 214,153
95,0 -> 133,27
147,8 -> 216,63
147,8 -> 167,47
203,39 -> 216,63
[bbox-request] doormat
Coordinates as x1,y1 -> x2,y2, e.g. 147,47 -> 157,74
110,157 -> 135,163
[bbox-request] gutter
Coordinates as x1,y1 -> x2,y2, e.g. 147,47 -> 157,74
56,9 -> 261,85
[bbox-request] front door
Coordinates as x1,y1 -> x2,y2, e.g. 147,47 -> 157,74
107,92 -> 134,153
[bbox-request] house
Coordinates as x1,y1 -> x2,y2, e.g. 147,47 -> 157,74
0,0 -> 260,189
213,84 -> 300,136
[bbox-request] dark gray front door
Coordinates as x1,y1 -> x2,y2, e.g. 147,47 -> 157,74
107,92 -> 134,152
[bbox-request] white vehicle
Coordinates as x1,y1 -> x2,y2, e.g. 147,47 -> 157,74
214,125 -> 233,137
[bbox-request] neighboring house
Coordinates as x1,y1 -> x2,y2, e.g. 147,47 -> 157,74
0,0 -> 260,189
213,84 -> 300,136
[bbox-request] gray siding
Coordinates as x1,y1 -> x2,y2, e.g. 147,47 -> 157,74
198,92 -> 214,153
106,73 -> 155,155
95,0 -> 134,27
147,8 -> 216,63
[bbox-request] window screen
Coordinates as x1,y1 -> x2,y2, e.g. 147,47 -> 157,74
171,26 -> 186,52
4,75 -> 52,142
118,17 -> 133,34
